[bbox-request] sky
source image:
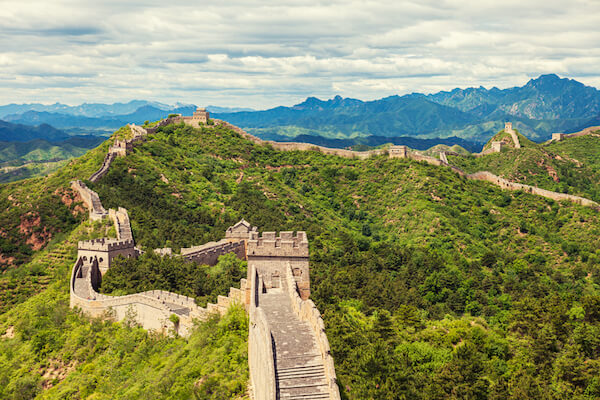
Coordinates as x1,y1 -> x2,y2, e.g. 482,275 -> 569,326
0,0 -> 599,109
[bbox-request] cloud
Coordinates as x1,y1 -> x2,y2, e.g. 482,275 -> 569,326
0,0 -> 599,108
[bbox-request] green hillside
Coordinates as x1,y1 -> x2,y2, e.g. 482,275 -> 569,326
1,122 -> 600,398
449,131 -> 600,202
0,136 -> 105,183
419,144 -> 471,157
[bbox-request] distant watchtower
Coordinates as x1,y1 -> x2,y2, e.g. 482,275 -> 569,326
504,122 -> 513,133
182,107 -> 210,127
389,145 -> 408,158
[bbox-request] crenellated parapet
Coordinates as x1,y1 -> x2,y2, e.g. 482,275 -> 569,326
247,231 -> 309,258
247,230 -> 311,301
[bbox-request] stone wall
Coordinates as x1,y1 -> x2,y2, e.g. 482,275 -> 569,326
90,152 -> 117,183
439,151 -> 449,164
285,264 -> 341,399
70,180 -> 108,220
467,171 -> 600,208
180,239 -> 246,265
109,207 -> 133,241
77,238 -> 137,273
70,256 -> 247,337
248,266 -> 276,400
504,122 -> 521,148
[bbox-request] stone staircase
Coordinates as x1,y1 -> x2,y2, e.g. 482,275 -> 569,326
259,282 -> 330,399
90,151 -> 117,183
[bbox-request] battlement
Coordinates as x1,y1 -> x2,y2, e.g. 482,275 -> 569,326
78,238 -> 135,252
247,231 -> 309,257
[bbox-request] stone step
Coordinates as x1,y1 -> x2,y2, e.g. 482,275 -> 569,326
283,393 -> 330,400
277,368 -> 325,380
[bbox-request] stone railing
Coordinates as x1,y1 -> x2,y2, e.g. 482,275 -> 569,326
248,266 -> 276,400
285,264 -> 341,400
71,180 -> 108,220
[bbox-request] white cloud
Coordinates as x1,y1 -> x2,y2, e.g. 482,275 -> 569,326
0,0 -> 599,108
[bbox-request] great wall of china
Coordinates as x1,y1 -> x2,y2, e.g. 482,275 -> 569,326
66,110 -> 600,399
72,113 -> 342,399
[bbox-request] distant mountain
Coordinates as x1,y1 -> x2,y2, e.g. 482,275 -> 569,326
0,100 -> 175,119
214,74 -> 600,143
0,120 -> 69,142
3,105 -> 196,130
259,132 -> 483,153
428,74 -> 600,120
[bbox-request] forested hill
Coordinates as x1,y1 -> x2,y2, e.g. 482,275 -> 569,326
1,121 -> 600,398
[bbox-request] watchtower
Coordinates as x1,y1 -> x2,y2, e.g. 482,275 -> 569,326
491,141 -> 505,153
552,133 -> 565,142
505,122 -> 513,133
389,145 -> 408,158
246,231 -> 311,300
77,238 -> 138,274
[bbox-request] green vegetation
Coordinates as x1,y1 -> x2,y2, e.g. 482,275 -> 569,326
2,121 -> 600,398
87,122 -> 600,399
419,143 -> 470,157
101,252 -> 247,307
0,219 -> 248,399
450,132 -> 600,202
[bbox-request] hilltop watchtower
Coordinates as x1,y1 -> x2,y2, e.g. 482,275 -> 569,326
182,107 -> 210,127
505,122 -> 513,133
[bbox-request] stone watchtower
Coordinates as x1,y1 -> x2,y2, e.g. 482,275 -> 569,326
182,107 -> 210,128
190,107 -> 209,126
225,219 -> 258,241
246,231 -> 311,300
389,145 -> 408,158
504,122 -> 513,132
77,238 -> 138,275
491,141 -> 505,153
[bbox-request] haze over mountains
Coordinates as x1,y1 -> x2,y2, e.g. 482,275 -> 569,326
2,74 -> 599,149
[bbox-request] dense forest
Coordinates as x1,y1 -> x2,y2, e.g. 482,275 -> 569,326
1,121 -> 600,398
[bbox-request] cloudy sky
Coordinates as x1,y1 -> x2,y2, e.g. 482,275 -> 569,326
0,0 -> 599,109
